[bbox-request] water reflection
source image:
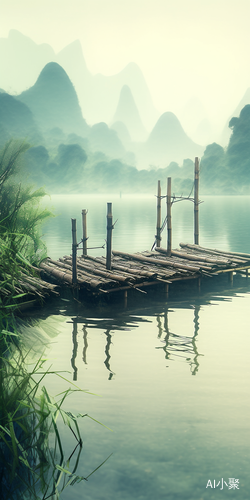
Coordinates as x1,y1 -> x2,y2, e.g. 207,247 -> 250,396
155,306 -> 201,375
66,301 -> 222,380
71,318 -> 78,381
65,311 -> 151,381
82,325 -> 88,365
104,330 -> 115,380
16,275 -> 250,500
0,318 -> 85,500
52,272 -> 250,385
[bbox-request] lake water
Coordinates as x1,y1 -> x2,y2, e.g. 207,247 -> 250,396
26,195 -> 250,499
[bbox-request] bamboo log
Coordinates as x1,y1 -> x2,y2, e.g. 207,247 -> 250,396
40,262 -> 73,284
155,247 -> 220,266
46,259 -> 116,288
179,243 -> 250,263
41,261 -> 107,289
63,257 -> 134,283
80,254 -> 158,279
112,250 -> 201,272
46,257 -> 129,289
82,253 -> 177,279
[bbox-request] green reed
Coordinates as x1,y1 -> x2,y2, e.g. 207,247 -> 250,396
0,139 -> 54,310
0,139 -> 111,497
0,315 -> 111,500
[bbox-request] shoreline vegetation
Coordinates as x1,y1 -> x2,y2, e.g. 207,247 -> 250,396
1,55 -> 250,197
0,321 -> 111,500
0,140 -> 56,312
0,140 -> 110,498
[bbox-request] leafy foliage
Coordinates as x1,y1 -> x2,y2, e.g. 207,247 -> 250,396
0,140 -> 53,262
0,139 -> 54,309
200,105 -> 250,193
0,347 -> 108,499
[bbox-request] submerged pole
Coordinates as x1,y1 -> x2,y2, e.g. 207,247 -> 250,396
167,177 -> 172,256
106,203 -> 113,270
156,180 -> 161,248
82,209 -> 87,256
71,218 -> 77,284
194,157 -> 199,245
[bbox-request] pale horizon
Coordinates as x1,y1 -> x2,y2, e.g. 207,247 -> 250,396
2,0 -> 250,140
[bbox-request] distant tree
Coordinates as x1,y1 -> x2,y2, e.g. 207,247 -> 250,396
200,142 -> 226,191
226,105 -> 250,186
88,122 -> 125,158
0,140 -> 53,266
228,116 -> 238,130
56,143 -> 87,171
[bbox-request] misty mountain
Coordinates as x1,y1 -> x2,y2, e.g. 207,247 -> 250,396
220,87 -> 250,145
227,105 -> 250,184
0,31 -> 159,132
200,143 -> 227,192
17,62 -> 89,137
0,92 -> 42,146
142,112 -> 204,167
0,30 -> 55,93
85,62 -> 159,130
2,30 -> 249,195
24,143 -> 88,192
111,85 -> 147,142
111,121 -> 131,146
200,105 -> 250,193
87,122 -> 125,158
23,141 -> 193,195
193,118 -> 213,146
179,97 -> 212,145
56,37 -> 159,129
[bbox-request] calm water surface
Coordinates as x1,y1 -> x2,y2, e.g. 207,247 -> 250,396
31,195 -> 250,499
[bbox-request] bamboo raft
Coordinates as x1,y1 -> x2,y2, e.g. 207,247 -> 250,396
39,243 -> 250,298
0,265 -> 58,310
39,169 -> 250,300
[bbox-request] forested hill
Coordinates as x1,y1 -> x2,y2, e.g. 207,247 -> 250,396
0,55 -> 250,194
200,105 -> 250,194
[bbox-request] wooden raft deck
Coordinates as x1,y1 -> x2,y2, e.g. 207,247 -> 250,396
39,243 -> 250,297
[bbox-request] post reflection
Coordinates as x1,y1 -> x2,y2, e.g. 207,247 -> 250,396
104,330 -> 115,380
70,306 -> 203,380
82,325 -> 88,365
155,306 -> 202,375
71,318 -> 78,381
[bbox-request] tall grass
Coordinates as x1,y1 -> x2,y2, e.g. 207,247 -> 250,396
0,138 -> 111,497
0,139 -> 54,310
0,324 -> 111,499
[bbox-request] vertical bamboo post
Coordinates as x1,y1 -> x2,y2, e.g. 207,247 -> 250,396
167,177 -> 172,256
71,319 -> 78,381
82,209 -> 87,256
106,203 -> 113,270
156,180 -> 161,248
71,218 -> 77,284
194,157 -> 199,245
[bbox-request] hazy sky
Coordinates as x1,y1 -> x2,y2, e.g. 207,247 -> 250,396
2,0 -> 250,133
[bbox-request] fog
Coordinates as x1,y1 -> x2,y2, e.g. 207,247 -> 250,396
2,0 -> 250,136
1,0 -> 250,194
